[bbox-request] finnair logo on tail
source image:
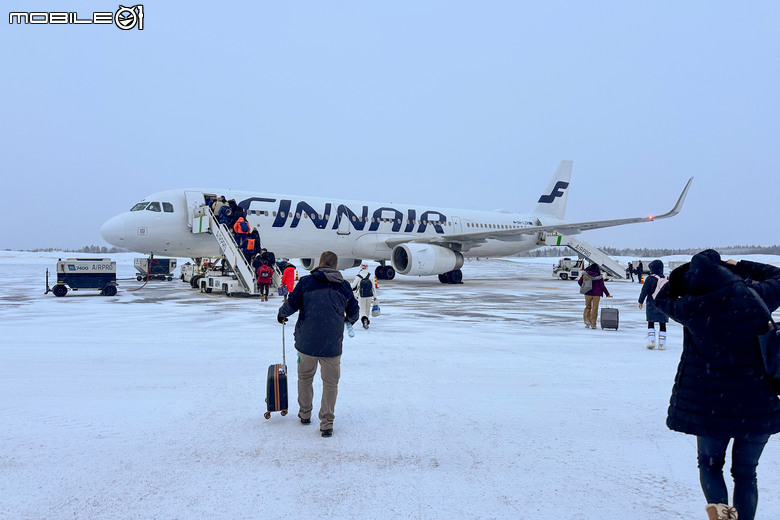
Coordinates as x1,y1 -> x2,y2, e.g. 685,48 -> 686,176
538,181 -> 569,203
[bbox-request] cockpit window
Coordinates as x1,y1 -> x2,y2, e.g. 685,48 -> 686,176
162,202 -> 174,213
130,202 -> 149,211
146,202 -> 161,212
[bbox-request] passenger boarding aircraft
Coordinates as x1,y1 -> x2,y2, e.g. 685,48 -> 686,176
100,161 -> 693,283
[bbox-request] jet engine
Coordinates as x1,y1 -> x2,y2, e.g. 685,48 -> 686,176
391,243 -> 464,276
300,257 -> 362,271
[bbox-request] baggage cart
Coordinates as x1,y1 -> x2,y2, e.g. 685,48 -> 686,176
134,257 -> 177,281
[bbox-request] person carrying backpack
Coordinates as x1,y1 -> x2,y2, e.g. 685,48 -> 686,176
256,261 -> 274,301
638,259 -> 669,350
578,263 -> 610,329
350,264 -> 377,329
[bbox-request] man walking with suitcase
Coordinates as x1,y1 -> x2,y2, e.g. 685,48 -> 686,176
277,251 -> 359,437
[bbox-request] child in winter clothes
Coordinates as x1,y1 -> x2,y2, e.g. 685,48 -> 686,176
638,259 -> 669,350
281,263 -> 296,296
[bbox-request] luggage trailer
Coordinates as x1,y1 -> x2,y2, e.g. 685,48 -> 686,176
47,258 -> 118,297
134,257 -> 177,281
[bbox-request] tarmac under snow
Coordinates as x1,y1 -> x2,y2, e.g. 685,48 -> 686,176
2,251 -> 780,520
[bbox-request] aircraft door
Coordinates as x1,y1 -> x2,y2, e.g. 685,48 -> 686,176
336,213 -> 351,235
449,216 -> 463,234
184,191 -> 205,228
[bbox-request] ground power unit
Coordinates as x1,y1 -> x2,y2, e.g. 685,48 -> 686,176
47,258 -> 117,297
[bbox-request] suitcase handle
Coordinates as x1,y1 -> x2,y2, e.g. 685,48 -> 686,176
281,322 -> 287,374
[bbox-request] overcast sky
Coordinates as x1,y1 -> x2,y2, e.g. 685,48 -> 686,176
2,1 -> 778,251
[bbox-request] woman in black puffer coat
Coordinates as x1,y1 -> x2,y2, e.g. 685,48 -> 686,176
654,249 -> 780,520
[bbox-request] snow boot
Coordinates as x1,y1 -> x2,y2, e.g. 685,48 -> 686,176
646,330 -> 656,350
361,316 -> 370,330
705,503 -> 738,520
658,332 -> 667,350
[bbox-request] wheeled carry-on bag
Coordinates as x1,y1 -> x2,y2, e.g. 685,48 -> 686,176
600,306 -> 619,330
264,323 -> 289,419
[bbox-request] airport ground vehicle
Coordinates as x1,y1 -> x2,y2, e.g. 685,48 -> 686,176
199,272 -> 246,297
134,257 -> 177,281
47,258 -> 118,297
552,257 -> 585,280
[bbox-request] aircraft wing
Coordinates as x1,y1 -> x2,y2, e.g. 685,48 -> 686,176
385,177 -> 693,252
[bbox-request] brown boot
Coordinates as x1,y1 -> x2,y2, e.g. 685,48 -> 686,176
706,503 -> 738,520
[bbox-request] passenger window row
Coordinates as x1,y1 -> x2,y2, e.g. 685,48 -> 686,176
466,223 -> 520,229
245,208 -> 521,230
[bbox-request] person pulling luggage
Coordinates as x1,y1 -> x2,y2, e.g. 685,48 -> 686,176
277,251 -> 359,438
578,263 -> 611,329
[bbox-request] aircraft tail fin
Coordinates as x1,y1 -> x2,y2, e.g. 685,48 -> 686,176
533,160 -> 572,220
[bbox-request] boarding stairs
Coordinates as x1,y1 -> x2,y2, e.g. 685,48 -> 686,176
543,234 -> 626,280
191,205 -> 258,294
272,263 -> 283,289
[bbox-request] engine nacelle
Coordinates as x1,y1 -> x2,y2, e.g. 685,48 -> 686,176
300,257 -> 362,271
337,258 -> 362,270
300,258 -> 316,271
391,243 -> 464,276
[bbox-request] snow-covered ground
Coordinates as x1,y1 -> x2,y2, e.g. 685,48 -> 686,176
2,251 -> 780,520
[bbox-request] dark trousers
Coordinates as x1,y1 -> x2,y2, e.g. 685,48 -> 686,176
647,322 -> 667,331
697,434 -> 771,520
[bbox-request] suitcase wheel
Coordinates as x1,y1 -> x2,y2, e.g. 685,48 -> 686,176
280,410 -> 288,416
264,412 -> 271,420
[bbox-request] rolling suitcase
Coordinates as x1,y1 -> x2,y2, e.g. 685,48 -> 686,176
264,323 -> 289,419
600,306 -> 619,330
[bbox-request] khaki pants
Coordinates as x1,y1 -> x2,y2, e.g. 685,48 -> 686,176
583,295 -> 601,327
297,352 -> 341,431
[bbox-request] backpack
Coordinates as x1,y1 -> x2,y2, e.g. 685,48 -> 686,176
579,274 -> 592,294
257,265 -> 273,282
359,275 -> 374,298
234,219 -> 249,234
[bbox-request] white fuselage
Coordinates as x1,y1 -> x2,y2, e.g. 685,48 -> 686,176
100,188 -> 556,261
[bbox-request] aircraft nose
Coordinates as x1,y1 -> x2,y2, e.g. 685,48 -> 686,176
100,215 -> 126,246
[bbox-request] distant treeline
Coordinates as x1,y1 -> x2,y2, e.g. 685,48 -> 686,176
519,245 -> 780,258
9,245 -> 128,254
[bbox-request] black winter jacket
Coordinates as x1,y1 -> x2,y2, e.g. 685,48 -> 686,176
654,250 -> 780,438
638,260 -> 668,323
278,267 -> 359,358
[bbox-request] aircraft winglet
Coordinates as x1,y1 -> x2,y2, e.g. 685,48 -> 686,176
650,177 -> 693,220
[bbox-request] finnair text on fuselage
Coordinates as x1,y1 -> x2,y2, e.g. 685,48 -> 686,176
240,197 -> 452,234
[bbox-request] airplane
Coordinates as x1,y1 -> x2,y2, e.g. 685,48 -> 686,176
100,161 -> 693,284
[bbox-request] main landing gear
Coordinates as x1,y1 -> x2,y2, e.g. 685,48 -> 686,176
438,269 -> 463,284
374,265 -> 396,281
